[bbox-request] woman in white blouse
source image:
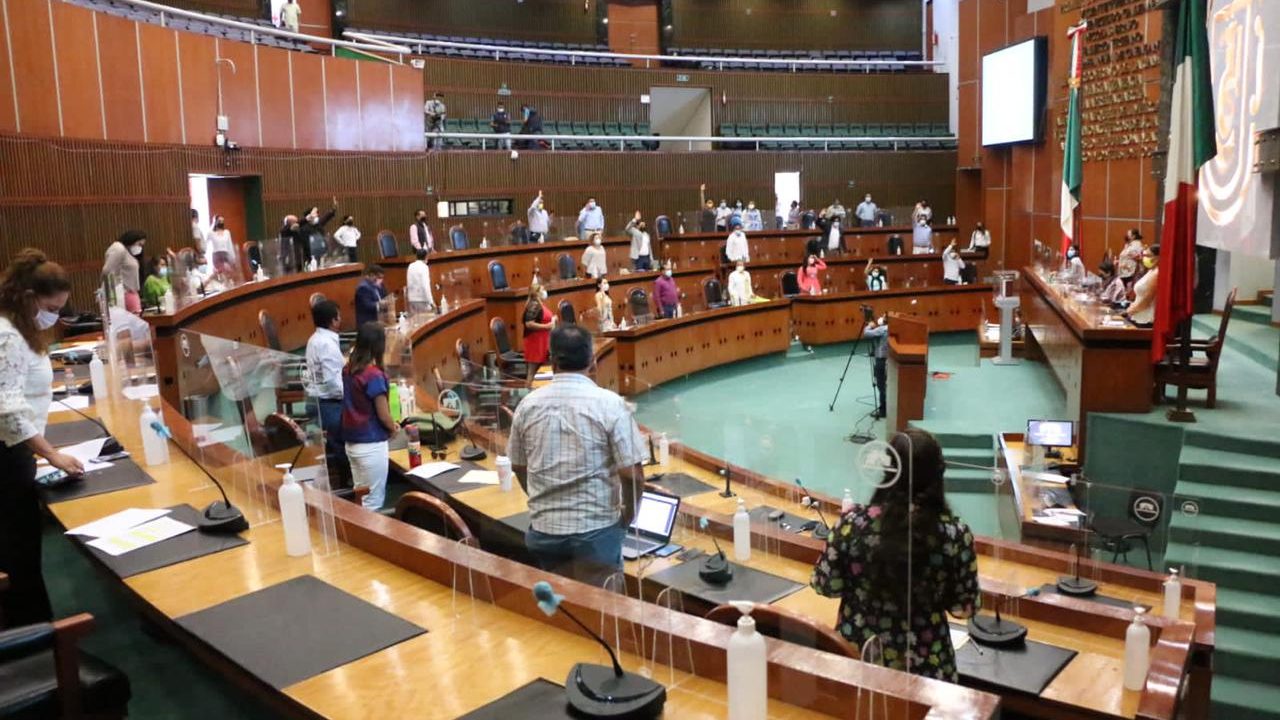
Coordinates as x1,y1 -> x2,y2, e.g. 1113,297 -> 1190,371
205,216 -> 237,276
0,249 -> 84,625
727,261 -> 758,306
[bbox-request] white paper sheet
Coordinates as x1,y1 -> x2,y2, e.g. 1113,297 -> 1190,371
949,626 -> 971,651
57,438 -> 107,463
406,461 -> 459,480
51,395 -> 91,411
85,516 -> 195,556
121,383 -> 160,400
197,426 -> 243,447
458,470 -> 499,486
66,508 -> 172,539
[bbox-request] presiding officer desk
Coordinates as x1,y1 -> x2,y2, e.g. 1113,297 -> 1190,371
39,365 -> 1003,719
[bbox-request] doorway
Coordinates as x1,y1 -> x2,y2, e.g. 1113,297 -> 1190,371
774,171 -> 801,230
648,87 -> 712,151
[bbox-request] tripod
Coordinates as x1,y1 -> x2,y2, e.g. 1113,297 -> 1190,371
828,317 -> 879,444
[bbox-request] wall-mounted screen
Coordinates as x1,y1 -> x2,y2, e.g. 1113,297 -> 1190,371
981,37 -> 1048,146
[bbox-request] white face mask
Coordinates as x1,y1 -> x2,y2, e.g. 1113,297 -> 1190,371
129,244 -> 142,256
664,270 -> 673,278
593,238 -> 602,247
601,283 -> 609,292
538,289 -> 547,300
35,308 -> 59,330
587,202 -> 596,210
736,265 -> 745,273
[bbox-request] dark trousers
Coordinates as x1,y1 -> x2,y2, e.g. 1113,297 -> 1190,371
312,399 -> 351,489
660,303 -> 677,319
873,357 -> 887,416
526,522 -> 625,588
860,219 -> 876,227
529,232 -> 545,244
345,247 -> 358,263
632,255 -> 652,271
0,442 -> 53,625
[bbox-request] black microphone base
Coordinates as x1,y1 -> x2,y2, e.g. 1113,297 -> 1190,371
1056,575 -> 1098,596
718,489 -> 735,498
565,663 -> 665,719
967,614 -> 1027,646
811,523 -> 830,541
199,501 -> 249,534
698,552 -> 734,585
459,445 -> 487,461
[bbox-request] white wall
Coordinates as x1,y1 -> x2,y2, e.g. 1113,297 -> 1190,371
1215,250 -> 1277,309
930,0 -> 959,134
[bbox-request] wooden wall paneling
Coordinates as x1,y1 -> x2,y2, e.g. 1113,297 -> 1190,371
345,0 -> 598,44
51,0 -> 103,140
388,63 -> 424,152
207,177 -> 249,253
296,0 -> 332,37
7,0 -> 60,137
214,38 -> 263,147
138,24 -> 185,144
356,61 -> 392,152
1107,160 -> 1142,221
607,2 -> 660,59
0,0 -> 15,133
255,46 -> 294,148
177,32 -> 220,146
668,0 -> 921,51
293,52 -> 329,149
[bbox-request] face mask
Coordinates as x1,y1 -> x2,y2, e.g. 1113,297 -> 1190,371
587,202 -> 596,209
735,203 -> 743,209
865,197 -> 871,203
1067,249 -> 1077,259
736,265 -> 744,273
601,283 -> 609,292
593,238 -> 602,246
345,220 -> 354,226
1142,256 -> 1155,269
748,204 -> 755,210
309,216 -> 319,224
196,263 -> 209,274
538,289 -> 547,300
35,308 -> 59,330
664,270 -> 673,278
129,244 -> 142,256
159,267 -> 169,278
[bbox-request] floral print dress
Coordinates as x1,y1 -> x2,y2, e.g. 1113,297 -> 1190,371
810,503 -> 980,682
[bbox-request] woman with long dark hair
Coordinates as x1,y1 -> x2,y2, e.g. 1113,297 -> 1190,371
0,249 -> 83,625
810,428 -> 980,681
521,280 -> 555,383
341,321 -> 398,511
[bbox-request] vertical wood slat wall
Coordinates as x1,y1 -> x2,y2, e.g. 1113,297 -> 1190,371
422,57 -> 950,126
0,0 -> 424,152
0,133 -> 956,309
669,0 -> 923,51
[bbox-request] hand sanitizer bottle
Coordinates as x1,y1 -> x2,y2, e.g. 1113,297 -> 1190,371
842,488 -> 854,514
278,470 -> 311,557
1162,568 -> 1181,618
733,498 -> 751,562
89,353 -> 107,399
727,601 -> 767,720
1123,607 -> 1150,691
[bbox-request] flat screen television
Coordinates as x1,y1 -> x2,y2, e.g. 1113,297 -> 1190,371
1026,419 -> 1074,448
981,37 -> 1049,146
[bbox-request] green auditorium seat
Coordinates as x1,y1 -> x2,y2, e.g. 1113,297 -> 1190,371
783,123 -> 801,148
605,122 -> 623,135
915,122 -> 932,137
932,122 -> 949,135
719,123 -> 736,137
865,123 -> 883,136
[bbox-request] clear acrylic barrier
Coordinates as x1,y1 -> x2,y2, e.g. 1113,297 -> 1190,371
173,329 -> 339,554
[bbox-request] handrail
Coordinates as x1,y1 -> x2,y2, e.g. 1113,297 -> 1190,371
71,0 -> 415,57
346,31 -> 942,70
427,131 -> 957,153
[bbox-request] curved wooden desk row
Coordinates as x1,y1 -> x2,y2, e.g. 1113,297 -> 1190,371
43,391 -> 1001,719
664,224 -> 961,268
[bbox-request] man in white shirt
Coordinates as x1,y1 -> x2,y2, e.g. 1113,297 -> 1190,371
508,325 -> 644,586
577,197 -> 605,239
942,241 -> 966,285
912,217 -> 934,254
305,300 -> 350,487
405,248 -> 434,315
625,212 -> 651,271
280,0 -> 301,32
742,201 -> 764,231
333,215 -> 361,263
724,221 -> 749,264
581,233 -> 608,278
409,209 -> 433,253
528,191 -> 550,243
714,200 -> 732,231
855,194 -> 879,227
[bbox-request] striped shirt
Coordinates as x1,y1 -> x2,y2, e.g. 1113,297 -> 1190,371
507,373 -> 645,535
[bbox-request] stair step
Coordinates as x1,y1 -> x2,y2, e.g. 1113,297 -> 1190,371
1217,587 -> 1280,635
1217,626 -> 1280,685
1164,543 -> 1280,591
1170,481 -> 1280,523
919,430 -> 995,450
1213,676 -> 1280,720
944,467 -> 1000,491
1233,304 -> 1274,326
1260,289 -> 1273,308
1168,513 -> 1280,554
943,447 -> 1000,467
1178,445 -> 1280,488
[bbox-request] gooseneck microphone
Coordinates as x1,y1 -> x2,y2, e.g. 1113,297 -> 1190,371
795,478 -> 832,540
150,420 -> 249,534
697,517 -> 733,585
532,581 -> 665,719
52,398 -> 120,454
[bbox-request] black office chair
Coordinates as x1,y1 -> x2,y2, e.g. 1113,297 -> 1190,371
780,270 -> 801,297
377,230 -> 399,259
558,299 -> 576,324
628,287 -> 653,325
800,211 -> 816,229
488,260 -> 509,291
556,253 -> 576,280
655,214 -> 673,238
508,222 -> 529,246
0,606 -> 132,719
1088,488 -> 1163,570
489,317 -> 527,374
702,277 -> 726,309
450,225 -> 469,251
242,240 -> 262,277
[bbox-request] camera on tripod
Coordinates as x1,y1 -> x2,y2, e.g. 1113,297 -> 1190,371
860,303 -> 875,323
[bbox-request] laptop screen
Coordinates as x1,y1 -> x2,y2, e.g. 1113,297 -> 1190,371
630,491 -> 680,538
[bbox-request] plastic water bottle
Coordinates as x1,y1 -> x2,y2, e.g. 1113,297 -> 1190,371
63,367 -> 75,395
1123,607 -> 1150,691
496,455 -> 513,492
1162,568 -> 1181,618
440,296 -> 450,314
278,470 -> 311,557
139,403 -> 169,467
733,498 -> 751,562
727,601 -> 767,720
88,353 -> 107,399
162,287 -> 176,314
657,433 -> 670,464
841,489 -> 854,514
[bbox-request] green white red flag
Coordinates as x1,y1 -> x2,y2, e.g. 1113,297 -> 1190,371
1060,22 -> 1086,256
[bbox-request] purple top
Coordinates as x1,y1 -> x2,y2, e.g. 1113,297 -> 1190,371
654,274 -> 679,307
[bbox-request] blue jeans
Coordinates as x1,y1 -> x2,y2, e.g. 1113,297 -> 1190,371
632,255 -> 652,271
526,522 -> 625,587
311,398 -> 351,489
660,304 -> 677,319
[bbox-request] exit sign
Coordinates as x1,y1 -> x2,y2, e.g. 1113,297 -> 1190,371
675,74 -> 689,82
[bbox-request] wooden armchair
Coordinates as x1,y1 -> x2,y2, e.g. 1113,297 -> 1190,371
1154,289 -> 1236,408
703,603 -> 857,659
394,491 -> 475,543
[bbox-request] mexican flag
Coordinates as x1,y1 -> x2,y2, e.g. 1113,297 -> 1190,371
1153,0 -> 1216,362
1059,23 -> 1086,255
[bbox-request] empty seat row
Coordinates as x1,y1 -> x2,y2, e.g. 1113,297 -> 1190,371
667,46 -> 923,73
70,0 -> 314,52
715,122 -> 953,150
440,120 -> 652,150
350,28 -> 630,67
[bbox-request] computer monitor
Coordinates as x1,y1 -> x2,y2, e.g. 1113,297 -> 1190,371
1027,419 -> 1074,448
630,491 -> 680,539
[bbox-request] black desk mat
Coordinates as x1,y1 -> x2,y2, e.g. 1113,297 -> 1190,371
955,629 -> 1077,695
645,559 -> 805,606
40,458 -> 155,504
457,679 -> 575,720
77,504 -> 249,578
175,575 -> 426,689
1036,583 -> 1151,612
44,419 -> 109,447
647,472 -> 717,498
748,505 -> 816,533
500,511 -> 532,535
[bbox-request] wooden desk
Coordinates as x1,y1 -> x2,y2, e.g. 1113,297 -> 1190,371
606,300 -> 792,395
1020,269 -> 1153,447
662,225 -> 960,268
888,313 -> 928,433
792,285 -> 990,345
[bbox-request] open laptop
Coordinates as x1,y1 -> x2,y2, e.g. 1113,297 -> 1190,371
622,490 -> 681,560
